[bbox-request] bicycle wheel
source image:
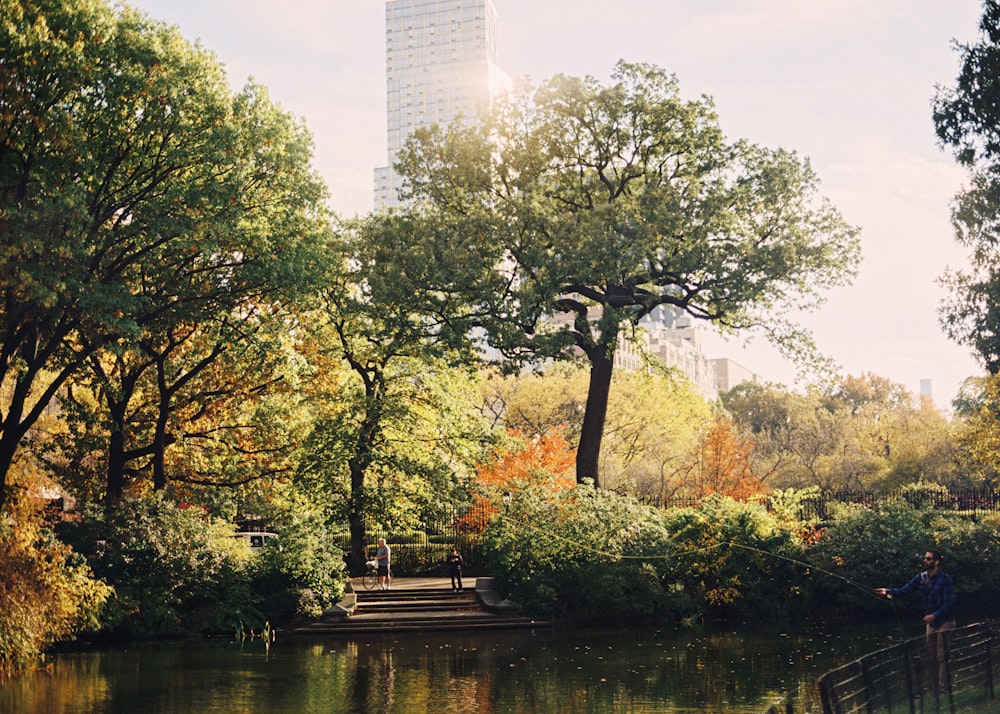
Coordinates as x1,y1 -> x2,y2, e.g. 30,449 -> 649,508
361,570 -> 377,590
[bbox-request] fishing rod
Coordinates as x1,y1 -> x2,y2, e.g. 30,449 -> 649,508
501,512 -> 889,601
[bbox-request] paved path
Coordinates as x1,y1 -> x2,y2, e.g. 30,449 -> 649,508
348,575 -> 460,591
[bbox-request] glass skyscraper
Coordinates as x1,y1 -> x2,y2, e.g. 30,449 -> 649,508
374,0 -> 510,208
371,1 -> 753,395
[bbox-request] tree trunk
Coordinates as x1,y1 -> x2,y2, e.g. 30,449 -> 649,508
0,355 -> 67,509
0,390 -> 30,509
348,508 -> 368,577
0,432 -> 16,510
347,464 -> 369,575
151,413 -> 170,492
103,387 -> 132,514
152,355 -> 171,491
346,389 -> 381,575
105,427 -> 128,515
576,343 -> 615,487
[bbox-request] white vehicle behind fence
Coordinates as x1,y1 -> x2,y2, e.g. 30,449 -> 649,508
233,531 -> 279,551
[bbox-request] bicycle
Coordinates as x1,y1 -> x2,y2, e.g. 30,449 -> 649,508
361,559 -> 379,590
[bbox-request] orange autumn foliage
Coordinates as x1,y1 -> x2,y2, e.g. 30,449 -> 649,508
687,417 -> 767,501
476,428 -> 576,490
460,428 -> 576,531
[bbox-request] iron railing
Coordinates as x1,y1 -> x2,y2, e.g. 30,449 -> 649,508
332,504 -> 493,576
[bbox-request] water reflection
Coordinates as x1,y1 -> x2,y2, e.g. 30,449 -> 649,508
1,621 -> 908,713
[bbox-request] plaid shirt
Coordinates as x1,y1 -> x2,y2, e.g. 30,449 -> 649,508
890,570 -> 955,624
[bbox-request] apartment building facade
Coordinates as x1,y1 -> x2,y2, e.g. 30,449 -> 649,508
372,1 -> 756,396
374,0 -> 510,208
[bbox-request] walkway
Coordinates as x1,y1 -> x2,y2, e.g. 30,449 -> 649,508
349,576 -> 452,590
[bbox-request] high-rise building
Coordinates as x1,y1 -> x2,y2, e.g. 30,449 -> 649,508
372,1 -> 756,396
374,0 -> 510,209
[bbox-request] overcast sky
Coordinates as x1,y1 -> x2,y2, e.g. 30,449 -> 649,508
127,0 -> 987,407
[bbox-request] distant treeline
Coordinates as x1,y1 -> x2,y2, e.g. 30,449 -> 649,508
647,487 -> 1000,520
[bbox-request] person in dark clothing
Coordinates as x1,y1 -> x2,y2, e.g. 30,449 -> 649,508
876,550 -> 955,693
447,547 -> 464,592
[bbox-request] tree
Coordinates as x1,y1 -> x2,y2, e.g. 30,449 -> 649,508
723,382 -> 861,490
54,315 -> 313,513
480,364 -> 712,499
399,61 -> 860,486
723,376 -> 960,491
822,374 -> 958,490
934,0 -> 1000,372
479,364 -> 590,446
0,470 -> 111,672
466,427 -> 577,529
310,212 -> 497,572
0,0 -> 331,508
681,416 -> 766,500
596,370 -> 712,497
953,373 -> 1000,486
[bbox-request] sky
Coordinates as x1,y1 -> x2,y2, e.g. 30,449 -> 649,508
126,0 -> 988,408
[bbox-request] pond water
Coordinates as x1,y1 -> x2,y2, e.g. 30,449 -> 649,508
2,620 -> 912,713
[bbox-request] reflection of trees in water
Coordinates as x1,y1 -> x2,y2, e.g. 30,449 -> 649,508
349,651 -> 372,712
476,626 -> 902,712
2,653 -> 112,713
308,630 -> 857,711
3,626 -> 905,712
346,642 -> 394,711
380,649 -> 395,710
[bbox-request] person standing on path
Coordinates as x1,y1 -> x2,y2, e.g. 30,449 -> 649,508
447,547 -> 464,592
376,537 -> 391,590
875,550 -> 956,694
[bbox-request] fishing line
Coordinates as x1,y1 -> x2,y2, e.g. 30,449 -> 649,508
501,513 -> 887,602
499,511 -> 918,642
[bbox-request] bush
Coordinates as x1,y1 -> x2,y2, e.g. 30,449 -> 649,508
927,512 -> 1000,614
659,496 -> 807,621
803,500 -> 930,617
477,485 -> 1000,627
60,495 -> 255,638
246,514 -> 345,624
58,495 -> 345,638
482,487 -> 817,625
481,482 -> 674,624
60,496 -> 349,637
799,499 -> 1000,618
0,495 -> 111,673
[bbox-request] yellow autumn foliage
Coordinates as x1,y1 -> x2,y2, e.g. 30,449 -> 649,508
0,485 -> 112,674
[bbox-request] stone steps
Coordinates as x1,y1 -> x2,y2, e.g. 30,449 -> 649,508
296,611 -> 545,635
354,587 -> 476,609
291,578 -> 550,635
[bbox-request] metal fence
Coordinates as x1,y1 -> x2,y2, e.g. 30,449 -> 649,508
331,503 -> 494,576
332,489 -> 1000,576
765,622 -> 997,714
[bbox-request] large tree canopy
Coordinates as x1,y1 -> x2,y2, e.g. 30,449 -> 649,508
397,61 -> 861,485
0,0 -> 331,508
309,211 -> 498,572
934,0 -> 1000,373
